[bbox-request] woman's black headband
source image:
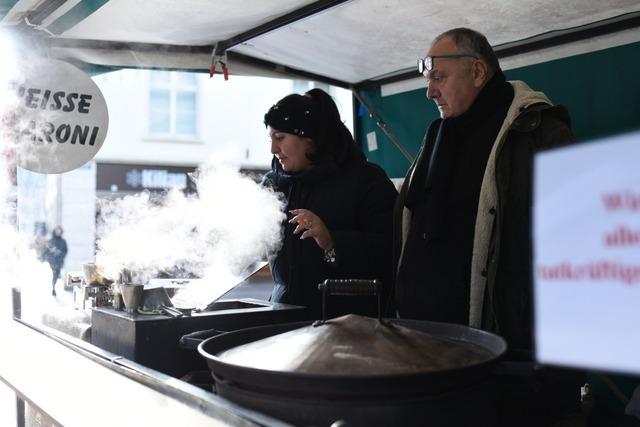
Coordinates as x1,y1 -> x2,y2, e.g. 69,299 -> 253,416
264,94 -> 316,138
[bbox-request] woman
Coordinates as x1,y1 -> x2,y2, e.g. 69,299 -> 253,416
45,225 -> 68,296
263,88 -> 397,319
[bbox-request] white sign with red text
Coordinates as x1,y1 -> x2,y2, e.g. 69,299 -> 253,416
533,130 -> 640,374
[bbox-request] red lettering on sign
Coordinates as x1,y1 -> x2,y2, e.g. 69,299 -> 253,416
603,192 -> 640,212
538,261 -> 640,285
604,226 -> 640,246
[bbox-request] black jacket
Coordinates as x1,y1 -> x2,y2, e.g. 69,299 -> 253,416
482,100 -> 574,350
395,71 -> 512,325
395,79 -> 581,427
395,80 -> 575,351
264,158 -> 398,319
45,235 -> 68,270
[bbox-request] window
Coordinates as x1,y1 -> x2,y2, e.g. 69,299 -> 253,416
148,71 -> 198,138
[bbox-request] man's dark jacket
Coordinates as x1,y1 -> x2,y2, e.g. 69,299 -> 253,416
394,80 -> 575,351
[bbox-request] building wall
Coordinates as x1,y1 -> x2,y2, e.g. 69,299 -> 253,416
93,70 -> 295,168
91,70 -> 353,168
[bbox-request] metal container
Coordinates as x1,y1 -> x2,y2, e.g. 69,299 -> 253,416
120,284 -> 144,313
112,285 -> 124,311
199,315 -> 506,426
197,280 -> 507,426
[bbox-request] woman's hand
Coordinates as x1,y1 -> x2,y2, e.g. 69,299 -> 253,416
289,209 -> 334,251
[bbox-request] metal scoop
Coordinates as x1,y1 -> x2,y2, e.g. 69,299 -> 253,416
140,287 -> 181,317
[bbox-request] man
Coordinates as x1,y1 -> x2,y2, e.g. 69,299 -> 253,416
394,28 -> 580,424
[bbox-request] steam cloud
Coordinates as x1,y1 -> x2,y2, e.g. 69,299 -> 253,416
0,32 -> 52,318
96,164 -> 285,300
0,31 -> 21,287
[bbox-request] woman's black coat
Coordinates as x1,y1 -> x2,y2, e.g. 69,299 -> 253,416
263,158 -> 397,319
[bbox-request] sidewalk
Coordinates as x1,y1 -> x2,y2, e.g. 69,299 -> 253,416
18,279 -> 91,341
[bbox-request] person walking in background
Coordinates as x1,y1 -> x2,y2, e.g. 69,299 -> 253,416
45,225 -> 68,296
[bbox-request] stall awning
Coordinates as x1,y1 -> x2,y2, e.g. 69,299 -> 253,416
2,0 -> 640,87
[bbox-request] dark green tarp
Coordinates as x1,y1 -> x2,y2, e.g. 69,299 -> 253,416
359,41 -> 640,178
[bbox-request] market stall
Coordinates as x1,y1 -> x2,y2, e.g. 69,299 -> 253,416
2,1 -> 640,426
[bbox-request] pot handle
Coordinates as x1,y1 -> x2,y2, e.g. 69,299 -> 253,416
179,328 -> 226,350
316,279 -> 382,324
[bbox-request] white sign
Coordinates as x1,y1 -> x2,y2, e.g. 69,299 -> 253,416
533,131 -> 640,374
5,58 -> 108,174
366,131 -> 378,152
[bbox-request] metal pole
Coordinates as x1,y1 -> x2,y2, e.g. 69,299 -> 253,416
216,0 -> 352,53
351,89 -> 415,163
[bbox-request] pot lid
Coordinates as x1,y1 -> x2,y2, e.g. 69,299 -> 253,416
217,314 -> 496,376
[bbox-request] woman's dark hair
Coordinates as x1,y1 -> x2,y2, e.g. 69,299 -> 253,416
264,88 -> 361,167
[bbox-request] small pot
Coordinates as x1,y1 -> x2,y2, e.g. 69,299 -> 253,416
112,286 -> 124,311
120,284 -> 144,313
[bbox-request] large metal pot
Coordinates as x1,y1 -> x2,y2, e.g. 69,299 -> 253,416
198,280 -> 507,427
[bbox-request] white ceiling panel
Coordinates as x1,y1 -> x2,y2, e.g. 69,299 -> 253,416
3,0 -> 640,85
61,0 -> 317,44
231,0 -> 640,83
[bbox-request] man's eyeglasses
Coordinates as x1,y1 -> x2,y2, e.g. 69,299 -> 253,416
417,54 -> 478,75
